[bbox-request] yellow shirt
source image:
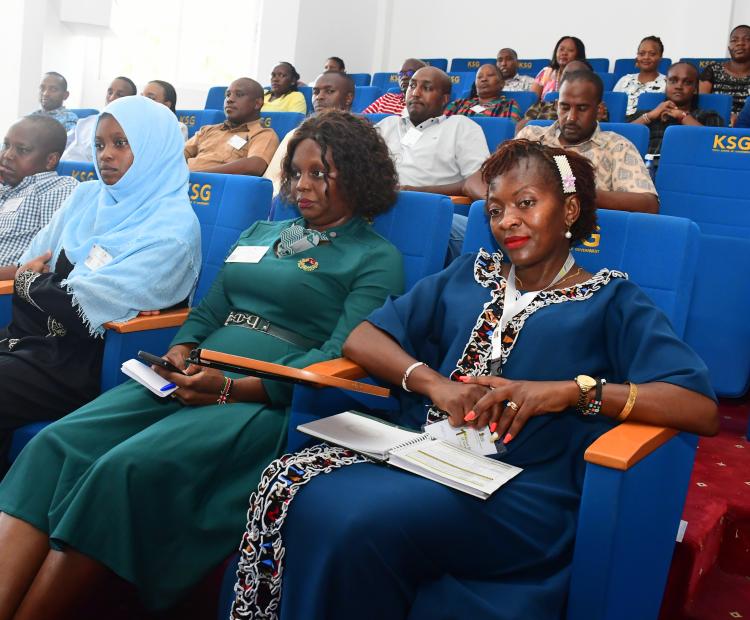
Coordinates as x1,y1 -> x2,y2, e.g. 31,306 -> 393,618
262,91 -> 307,114
184,119 -> 279,172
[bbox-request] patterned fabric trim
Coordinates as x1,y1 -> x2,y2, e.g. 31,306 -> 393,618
232,444 -> 369,619
46,316 -> 67,338
231,249 -> 626,618
14,269 -> 43,312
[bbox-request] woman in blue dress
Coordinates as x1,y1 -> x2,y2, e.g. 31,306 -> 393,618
231,140 -> 718,620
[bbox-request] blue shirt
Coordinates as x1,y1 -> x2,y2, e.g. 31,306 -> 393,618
31,107 -> 79,132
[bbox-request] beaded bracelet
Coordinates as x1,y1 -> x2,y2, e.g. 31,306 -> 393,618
217,376 -> 233,405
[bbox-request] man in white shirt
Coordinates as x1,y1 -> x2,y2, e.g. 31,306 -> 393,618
496,49 -> 536,92
376,67 -> 490,258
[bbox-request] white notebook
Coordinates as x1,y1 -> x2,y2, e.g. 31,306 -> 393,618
121,359 -> 178,397
297,411 -> 522,500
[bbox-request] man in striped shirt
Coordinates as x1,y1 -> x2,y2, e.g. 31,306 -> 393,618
363,58 -> 426,115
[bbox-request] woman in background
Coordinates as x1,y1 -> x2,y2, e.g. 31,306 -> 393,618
531,36 -> 586,98
614,36 -> 667,115
142,79 -> 189,140
262,62 -> 307,114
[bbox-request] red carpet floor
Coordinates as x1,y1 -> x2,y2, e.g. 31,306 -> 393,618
660,398 -> 750,620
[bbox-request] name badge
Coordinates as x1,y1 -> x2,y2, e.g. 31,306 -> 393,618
84,243 -> 113,271
470,104 -> 487,114
0,197 -> 24,215
401,127 -> 422,147
226,245 -> 269,264
228,135 -> 247,150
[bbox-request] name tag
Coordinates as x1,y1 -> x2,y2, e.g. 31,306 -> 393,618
0,197 -> 24,215
470,104 -> 487,114
84,243 -> 113,271
401,127 -> 422,147
228,135 -> 247,150
226,245 -> 269,263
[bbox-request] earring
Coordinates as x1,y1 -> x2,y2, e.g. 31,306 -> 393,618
564,227 -> 572,239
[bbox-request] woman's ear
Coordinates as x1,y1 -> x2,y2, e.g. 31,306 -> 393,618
564,193 -> 581,228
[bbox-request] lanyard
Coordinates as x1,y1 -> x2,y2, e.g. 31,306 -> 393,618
492,253 -> 575,360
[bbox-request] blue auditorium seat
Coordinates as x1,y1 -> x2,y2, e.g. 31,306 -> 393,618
348,73 -> 371,86
176,109 -> 226,138
421,58 -> 448,71
516,58 -> 549,77
613,57 -> 672,80
656,125 -> 750,397
362,112 -> 393,125
447,72 -> 475,100
351,86 -> 383,113
450,57 -> 496,73
296,86 -> 313,113
258,111 -> 305,141
204,86 -> 227,110
597,72 -> 617,91
587,58 -> 610,73
469,116 -> 515,152
501,91 -> 538,115
242,203 -> 701,620
635,92 -> 731,126
6,174 -> 273,464
56,160 -> 97,182
371,72 -> 400,91
70,108 -> 98,119
679,57 -> 729,71
543,91 -> 628,123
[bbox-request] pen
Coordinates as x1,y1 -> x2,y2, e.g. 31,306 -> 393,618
160,383 -> 176,391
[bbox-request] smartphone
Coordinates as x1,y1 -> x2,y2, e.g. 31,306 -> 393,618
137,350 -> 187,375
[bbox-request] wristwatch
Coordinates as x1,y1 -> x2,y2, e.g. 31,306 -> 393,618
574,375 -> 597,414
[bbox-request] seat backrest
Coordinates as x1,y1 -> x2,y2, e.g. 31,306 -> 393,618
176,109 -> 226,138
188,173 -> 272,302
363,112 -> 393,125
450,57 -> 496,73
596,72 -> 617,91
57,160 -> 97,182
348,73 -> 371,86
517,58 -> 549,77
679,57 -> 729,71
447,72 -> 475,100
420,58 -> 448,71
351,86 -> 384,113
613,57 -> 672,80
599,122 -> 649,157
636,92 -> 731,125
272,191 -> 453,291
372,72 -> 400,91
461,201 -> 699,337
468,116 -> 515,152
204,86 -> 227,110
258,111 -> 305,141
296,86 -> 314,113
587,58 -> 611,73
501,90 -> 538,115
70,108 -> 99,119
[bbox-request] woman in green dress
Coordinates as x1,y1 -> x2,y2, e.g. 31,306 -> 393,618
0,110 -> 403,619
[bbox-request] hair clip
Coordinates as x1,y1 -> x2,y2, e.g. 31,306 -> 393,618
553,155 -> 577,194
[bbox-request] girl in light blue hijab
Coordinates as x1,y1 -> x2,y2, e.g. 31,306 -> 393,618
0,95 -> 201,462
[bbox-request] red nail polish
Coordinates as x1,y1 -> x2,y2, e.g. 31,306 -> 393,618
464,411 -> 477,422
503,433 -> 513,444
489,422 -> 497,433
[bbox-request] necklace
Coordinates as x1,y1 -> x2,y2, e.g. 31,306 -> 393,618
514,265 -> 583,292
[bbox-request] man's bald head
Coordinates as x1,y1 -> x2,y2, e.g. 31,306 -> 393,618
413,67 -> 452,95
399,58 -> 428,93
225,78 -> 265,125
0,116 -> 66,186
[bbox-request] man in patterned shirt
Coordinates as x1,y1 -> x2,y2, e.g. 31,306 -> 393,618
0,116 -> 78,279
465,70 -> 659,214
363,58 -> 426,115
30,72 -> 78,132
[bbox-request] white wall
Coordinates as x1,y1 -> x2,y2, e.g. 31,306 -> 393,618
2,0 -> 746,133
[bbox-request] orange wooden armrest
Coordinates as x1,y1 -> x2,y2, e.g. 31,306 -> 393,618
0,280 -> 12,295
303,357 -> 367,381
584,422 -> 678,471
104,308 -> 191,333
449,196 -> 472,205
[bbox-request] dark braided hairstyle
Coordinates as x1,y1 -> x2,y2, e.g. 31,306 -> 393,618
279,110 -> 398,219
480,139 -> 597,244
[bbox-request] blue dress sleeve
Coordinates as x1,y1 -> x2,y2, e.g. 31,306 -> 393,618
604,279 -> 716,400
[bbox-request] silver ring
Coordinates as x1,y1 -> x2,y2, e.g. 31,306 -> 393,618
507,400 -> 519,412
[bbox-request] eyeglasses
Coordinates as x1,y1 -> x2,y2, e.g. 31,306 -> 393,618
398,70 -> 416,79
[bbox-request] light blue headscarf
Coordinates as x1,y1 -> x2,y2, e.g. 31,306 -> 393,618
22,95 -> 201,336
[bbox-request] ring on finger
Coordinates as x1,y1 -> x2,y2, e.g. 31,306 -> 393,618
507,400 -> 519,412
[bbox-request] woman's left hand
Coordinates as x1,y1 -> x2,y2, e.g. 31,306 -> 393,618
17,250 -> 52,276
460,376 -> 578,444
153,363 -> 227,406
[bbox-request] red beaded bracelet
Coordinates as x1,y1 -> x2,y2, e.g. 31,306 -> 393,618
217,376 -> 233,405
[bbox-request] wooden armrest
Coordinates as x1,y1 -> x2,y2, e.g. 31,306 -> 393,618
104,308 -> 190,333
0,280 -> 12,295
304,357 -> 367,381
449,195 -> 472,205
584,422 -> 678,471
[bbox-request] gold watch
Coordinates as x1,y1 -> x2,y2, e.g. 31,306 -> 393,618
574,375 -> 597,414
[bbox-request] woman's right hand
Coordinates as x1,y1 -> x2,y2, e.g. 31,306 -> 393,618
424,376 -> 491,427
160,343 -> 194,373
16,250 -> 52,276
